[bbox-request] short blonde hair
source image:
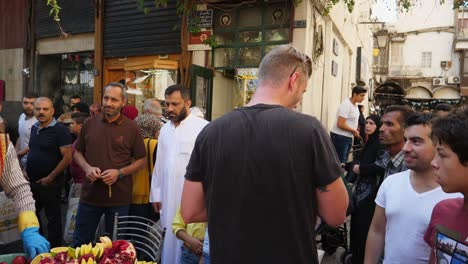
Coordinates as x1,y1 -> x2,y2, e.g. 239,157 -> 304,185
258,44 -> 312,86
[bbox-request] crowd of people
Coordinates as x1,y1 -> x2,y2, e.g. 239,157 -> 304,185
0,44 -> 467,264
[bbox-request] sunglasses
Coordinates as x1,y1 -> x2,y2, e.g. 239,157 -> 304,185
289,56 -> 311,77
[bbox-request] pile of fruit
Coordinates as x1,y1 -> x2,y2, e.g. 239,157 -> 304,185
0,256 -> 28,264
31,236 -> 137,264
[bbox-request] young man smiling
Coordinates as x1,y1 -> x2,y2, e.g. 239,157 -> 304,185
365,113 -> 460,264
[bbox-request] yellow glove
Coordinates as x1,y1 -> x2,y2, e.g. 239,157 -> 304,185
18,211 -> 50,258
17,211 -> 40,232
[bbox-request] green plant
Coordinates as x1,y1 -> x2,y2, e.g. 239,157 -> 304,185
46,0 -> 61,21
203,35 -> 218,48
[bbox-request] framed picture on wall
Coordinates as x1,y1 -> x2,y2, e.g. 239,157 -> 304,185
333,39 -> 339,56
331,60 -> 338,76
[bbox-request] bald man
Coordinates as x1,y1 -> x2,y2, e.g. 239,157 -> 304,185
26,97 -> 73,247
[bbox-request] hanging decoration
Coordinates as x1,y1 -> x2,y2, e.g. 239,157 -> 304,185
234,69 -> 259,108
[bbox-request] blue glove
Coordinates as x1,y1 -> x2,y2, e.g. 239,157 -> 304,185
21,227 -> 50,259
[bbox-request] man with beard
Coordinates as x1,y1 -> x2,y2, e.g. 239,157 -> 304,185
365,113 -> 460,263
72,82 -> 146,246
26,97 -> 73,247
16,92 -> 38,169
150,84 -> 209,264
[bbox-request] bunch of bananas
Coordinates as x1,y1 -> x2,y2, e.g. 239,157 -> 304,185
31,236 -> 115,264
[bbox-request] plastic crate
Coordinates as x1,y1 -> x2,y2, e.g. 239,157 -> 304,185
0,253 -> 27,264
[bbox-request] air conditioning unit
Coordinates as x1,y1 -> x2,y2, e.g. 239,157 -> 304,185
433,77 -> 446,86
446,76 -> 460,84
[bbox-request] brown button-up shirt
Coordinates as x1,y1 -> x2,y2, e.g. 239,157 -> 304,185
76,114 -> 146,206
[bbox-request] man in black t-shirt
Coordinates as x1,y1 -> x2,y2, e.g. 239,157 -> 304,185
180,45 -> 349,264
26,97 -> 73,247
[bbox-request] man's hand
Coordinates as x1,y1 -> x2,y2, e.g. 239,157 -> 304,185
152,202 -> 162,213
36,176 -> 54,186
353,164 -> 360,174
85,166 -> 101,182
352,129 -> 362,140
187,237 -> 203,255
17,148 -> 29,157
101,169 -> 119,185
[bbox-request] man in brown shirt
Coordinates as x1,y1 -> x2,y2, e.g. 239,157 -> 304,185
71,82 -> 146,247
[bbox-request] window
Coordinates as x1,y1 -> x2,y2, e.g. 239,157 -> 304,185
421,52 -> 432,68
390,42 -> 403,65
213,2 -> 291,69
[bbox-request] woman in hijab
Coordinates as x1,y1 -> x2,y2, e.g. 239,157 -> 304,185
350,114 -> 385,264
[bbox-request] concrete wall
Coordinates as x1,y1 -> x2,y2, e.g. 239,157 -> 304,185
211,72 -> 234,119
0,48 -> 24,101
36,33 -> 95,55
192,49 -> 235,120
297,0 -> 373,130
391,32 -> 460,78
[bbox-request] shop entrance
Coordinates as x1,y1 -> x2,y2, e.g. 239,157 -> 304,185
35,52 -> 95,117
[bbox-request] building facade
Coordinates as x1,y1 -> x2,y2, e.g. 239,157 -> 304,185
372,1 -> 462,111
191,0 -> 374,129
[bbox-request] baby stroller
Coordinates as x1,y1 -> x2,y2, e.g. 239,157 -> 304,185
315,174 -> 353,263
315,144 -> 362,264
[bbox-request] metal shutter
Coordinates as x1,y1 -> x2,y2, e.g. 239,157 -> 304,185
36,0 -> 94,39
103,0 -> 181,58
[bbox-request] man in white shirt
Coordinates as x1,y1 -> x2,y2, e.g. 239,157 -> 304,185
364,113 -> 461,264
330,86 -> 367,163
16,93 -> 38,169
150,85 -> 209,264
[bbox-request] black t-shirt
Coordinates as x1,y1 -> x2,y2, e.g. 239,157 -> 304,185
185,104 -> 342,264
26,120 -> 72,181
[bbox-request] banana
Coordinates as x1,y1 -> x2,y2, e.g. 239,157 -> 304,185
75,247 -> 81,258
92,244 -> 103,259
99,236 -> 113,249
86,243 -> 93,255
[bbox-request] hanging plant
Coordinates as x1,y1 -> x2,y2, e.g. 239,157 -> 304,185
45,0 -> 69,38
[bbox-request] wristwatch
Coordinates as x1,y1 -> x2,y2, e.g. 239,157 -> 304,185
117,169 -> 124,180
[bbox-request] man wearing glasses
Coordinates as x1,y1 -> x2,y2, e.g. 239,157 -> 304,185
180,45 -> 348,264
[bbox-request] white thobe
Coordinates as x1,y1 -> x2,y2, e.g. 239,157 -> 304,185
150,113 -> 209,264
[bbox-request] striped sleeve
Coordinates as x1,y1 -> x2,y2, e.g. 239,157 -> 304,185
0,142 -> 35,212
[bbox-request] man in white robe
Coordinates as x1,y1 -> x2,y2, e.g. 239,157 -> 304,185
150,85 -> 209,264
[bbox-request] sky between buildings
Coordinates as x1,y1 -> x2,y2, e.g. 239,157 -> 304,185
372,0 -> 397,22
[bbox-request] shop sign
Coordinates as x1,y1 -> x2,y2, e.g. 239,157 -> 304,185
189,10 -> 213,29
293,20 -> 307,28
188,30 -> 213,51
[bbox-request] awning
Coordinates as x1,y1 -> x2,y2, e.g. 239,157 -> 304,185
405,86 -> 433,99
374,81 -> 406,96
433,86 -> 461,99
